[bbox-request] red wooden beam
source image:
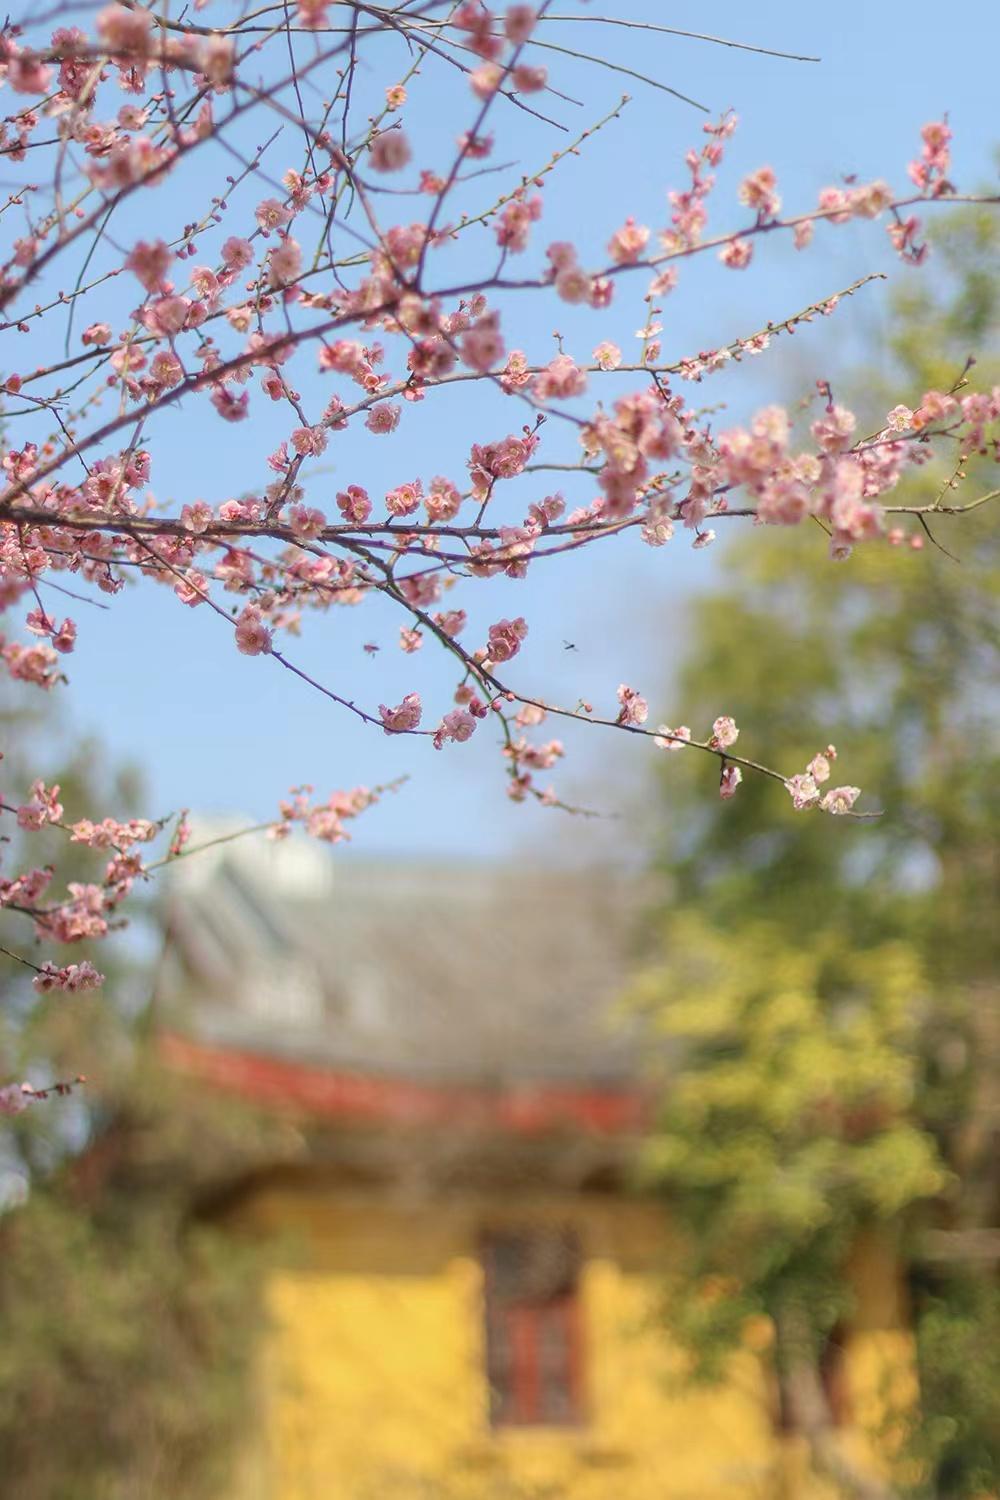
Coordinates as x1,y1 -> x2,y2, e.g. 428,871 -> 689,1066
158,1031 -> 648,1136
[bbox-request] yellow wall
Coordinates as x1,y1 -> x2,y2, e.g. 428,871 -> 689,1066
227,1180 -> 914,1500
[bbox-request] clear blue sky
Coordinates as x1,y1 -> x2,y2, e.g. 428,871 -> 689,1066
27,1 -> 999,860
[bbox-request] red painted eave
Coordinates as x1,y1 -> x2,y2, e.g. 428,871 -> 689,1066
158,1032 -> 649,1136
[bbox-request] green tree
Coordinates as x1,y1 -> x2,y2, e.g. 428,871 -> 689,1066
0,1062 -> 282,1500
633,207 -> 1000,1499
1,690 -> 283,1500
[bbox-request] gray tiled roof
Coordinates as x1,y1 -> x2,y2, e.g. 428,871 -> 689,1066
156,830 -> 647,1087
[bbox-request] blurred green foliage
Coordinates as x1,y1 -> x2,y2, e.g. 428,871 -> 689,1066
633,926 -> 945,1367
633,206 -> 1000,1497
0,693 -> 284,1499
0,1066 -> 277,1500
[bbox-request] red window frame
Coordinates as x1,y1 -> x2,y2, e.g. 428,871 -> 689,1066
482,1230 -> 584,1428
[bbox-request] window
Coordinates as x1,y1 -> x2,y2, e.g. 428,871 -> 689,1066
482,1229 -> 583,1427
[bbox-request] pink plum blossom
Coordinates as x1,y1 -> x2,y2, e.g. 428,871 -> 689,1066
379,693 -> 422,733
486,617 -> 528,664
433,709 -> 477,748
369,130 -> 412,173
821,785 -> 862,815
234,604 -> 273,655
33,960 -> 104,994
655,726 -> 691,752
616,684 -> 648,727
709,716 -> 739,750
719,765 -> 743,799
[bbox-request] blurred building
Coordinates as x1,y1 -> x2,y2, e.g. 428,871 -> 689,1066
156,834 -> 912,1500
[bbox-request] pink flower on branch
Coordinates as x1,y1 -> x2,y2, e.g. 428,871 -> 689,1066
365,402 -> 402,434
654,726 -> 691,752
719,238 -> 753,269
433,709 -> 477,748
607,217 -> 650,265
738,166 -> 781,220
16,780 -> 63,830
33,960 -> 104,994
719,765 -> 743,800
125,239 -> 173,293
709,716 -> 739,751
234,605 -> 272,656
820,785 -> 862,815
485,617 -> 528,665
616,684 -> 648,728
378,694 -> 422,734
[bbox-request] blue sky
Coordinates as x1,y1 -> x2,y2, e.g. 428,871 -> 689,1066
18,1 -> 999,862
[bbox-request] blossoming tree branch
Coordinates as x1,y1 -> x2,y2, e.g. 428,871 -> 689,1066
1,2 -> 998,1106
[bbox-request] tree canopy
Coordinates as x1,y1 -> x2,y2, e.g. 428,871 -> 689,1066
631,207 -> 1000,1500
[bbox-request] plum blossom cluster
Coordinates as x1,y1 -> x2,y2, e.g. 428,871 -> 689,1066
655,712 -> 744,797
784,746 -> 860,815
501,701 -> 565,806
0,6 -> 997,1099
70,817 -> 159,849
32,959 -> 104,994
0,767 -> 390,1015
275,783 -> 388,844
